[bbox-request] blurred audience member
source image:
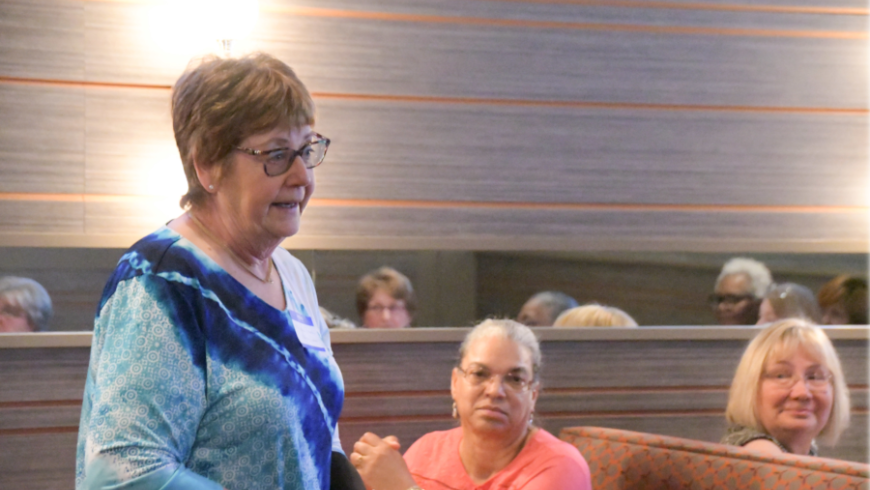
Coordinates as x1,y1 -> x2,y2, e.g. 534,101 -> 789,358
757,283 -> 822,325
517,291 -> 578,327
554,304 -> 638,328
817,275 -> 868,325
320,306 -> 357,329
0,276 -> 53,332
356,266 -> 416,328
710,258 -> 772,325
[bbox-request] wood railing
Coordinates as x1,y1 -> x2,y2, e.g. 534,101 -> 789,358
1,327 -> 867,489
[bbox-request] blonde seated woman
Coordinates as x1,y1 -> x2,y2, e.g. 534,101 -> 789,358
350,319 -> 592,490
722,319 -> 850,456
553,304 -> 638,328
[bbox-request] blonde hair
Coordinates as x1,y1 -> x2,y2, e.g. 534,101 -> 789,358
553,304 -> 638,328
172,52 -> 315,209
817,275 -> 868,325
725,319 -> 850,446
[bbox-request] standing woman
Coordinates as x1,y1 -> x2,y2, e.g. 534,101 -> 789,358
77,53 -> 350,489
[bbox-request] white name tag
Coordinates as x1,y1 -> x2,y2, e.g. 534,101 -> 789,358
289,310 -> 326,352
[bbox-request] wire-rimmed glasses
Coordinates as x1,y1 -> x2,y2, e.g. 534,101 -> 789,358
762,368 -> 832,392
456,365 -> 533,393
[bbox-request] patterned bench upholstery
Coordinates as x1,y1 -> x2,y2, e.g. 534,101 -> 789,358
559,426 -> 869,490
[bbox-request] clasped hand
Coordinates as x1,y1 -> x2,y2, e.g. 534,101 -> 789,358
350,432 -> 418,490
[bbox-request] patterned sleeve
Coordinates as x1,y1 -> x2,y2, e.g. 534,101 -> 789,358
77,276 -> 221,490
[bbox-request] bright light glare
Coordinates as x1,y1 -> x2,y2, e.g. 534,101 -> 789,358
205,0 -> 260,43
146,0 -> 259,57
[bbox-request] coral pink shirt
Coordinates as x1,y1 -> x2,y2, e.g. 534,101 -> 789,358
403,427 -> 592,490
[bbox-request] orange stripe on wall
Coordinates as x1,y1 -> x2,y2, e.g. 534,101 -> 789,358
0,400 -> 82,409
269,6 -> 867,39
88,0 -> 867,16
0,76 -> 864,116
0,76 -> 170,91
0,426 -> 79,436
313,92 -> 869,115
1,193 -> 866,214
482,0 -> 868,16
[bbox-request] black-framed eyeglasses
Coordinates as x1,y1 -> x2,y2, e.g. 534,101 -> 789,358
708,293 -> 754,308
236,133 -> 330,177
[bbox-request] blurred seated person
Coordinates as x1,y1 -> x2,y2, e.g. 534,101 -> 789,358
757,283 -> 822,325
517,291 -> 578,327
350,319 -> 592,489
722,319 -> 849,456
553,304 -> 638,327
0,276 -> 52,332
710,257 -> 772,325
356,266 -> 415,328
817,275 -> 868,325
320,306 -> 357,329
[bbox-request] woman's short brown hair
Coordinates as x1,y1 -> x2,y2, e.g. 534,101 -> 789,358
355,267 -> 417,320
818,275 -> 868,325
172,52 -> 315,209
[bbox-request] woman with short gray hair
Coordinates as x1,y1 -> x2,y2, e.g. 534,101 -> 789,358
351,319 -> 591,490
0,276 -> 52,332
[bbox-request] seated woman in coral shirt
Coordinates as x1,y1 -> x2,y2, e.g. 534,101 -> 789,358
350,319 -> 591,490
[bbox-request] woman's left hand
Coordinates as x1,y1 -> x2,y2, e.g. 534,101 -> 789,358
350,432 -> 417,490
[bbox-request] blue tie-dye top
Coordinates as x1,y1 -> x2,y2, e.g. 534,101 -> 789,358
76,227 -> 344,490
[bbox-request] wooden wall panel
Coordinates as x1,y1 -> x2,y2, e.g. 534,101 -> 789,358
0,84 -> 85,194
0,433 -> 78,490
313,102 -> 868,206
0,0 -> 865,251
84,88 -> 179,196
262,10 -> 867,108
2,328 -> 865,490
0,0 -> 83,80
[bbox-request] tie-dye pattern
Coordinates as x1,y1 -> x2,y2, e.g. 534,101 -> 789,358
76,227 -> 344,490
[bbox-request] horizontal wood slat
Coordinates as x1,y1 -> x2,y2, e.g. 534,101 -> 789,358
1,0 -> 868,251
0,329 -> 866,490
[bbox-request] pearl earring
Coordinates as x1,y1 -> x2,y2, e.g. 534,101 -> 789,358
452,402 -> 458,419
208,185 -> 214,190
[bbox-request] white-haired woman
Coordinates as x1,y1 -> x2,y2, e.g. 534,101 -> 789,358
0,276 -> 52,332
722,319 -> 850,456
350,319 -> 591,490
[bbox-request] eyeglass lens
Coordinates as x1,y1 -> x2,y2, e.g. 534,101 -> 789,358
764,368 -> 831,389
460,365 -> 530,392
263,139 -> 329,176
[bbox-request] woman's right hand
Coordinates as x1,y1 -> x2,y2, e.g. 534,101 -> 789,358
350,432 -> 417,490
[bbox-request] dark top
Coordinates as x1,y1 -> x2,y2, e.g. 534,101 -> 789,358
721,425 -> 818,456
